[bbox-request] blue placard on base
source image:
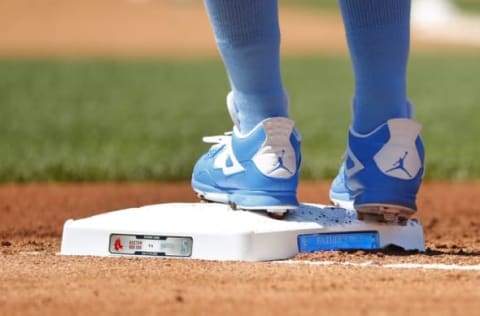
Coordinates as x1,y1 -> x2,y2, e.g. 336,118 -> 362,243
298,231 -> 381,252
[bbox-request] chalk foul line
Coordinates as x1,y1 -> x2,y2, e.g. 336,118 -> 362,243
275,260 -> 480,271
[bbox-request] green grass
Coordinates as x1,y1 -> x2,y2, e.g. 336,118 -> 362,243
453,0 -> 480,11
0,55 -> 479,182
280,0 -> 480,12
280,0 -> 338,10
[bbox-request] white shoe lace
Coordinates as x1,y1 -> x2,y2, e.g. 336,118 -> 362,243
202,132 -> 232,146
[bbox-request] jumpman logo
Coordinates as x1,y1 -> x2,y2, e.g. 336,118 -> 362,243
385,151 -> 412,178
268,149 -> 293,175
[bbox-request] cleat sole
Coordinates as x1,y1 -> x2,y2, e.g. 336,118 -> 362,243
356,204 -> 416,226
194,188 -> 296,220
266,209 -> 289,220
195,189 -> 294,220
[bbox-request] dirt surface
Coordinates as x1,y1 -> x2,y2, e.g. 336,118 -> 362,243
1,1 -> 479,315
0,0 -> 347,58
1,0 -> 479,59
1,182 -> 479,315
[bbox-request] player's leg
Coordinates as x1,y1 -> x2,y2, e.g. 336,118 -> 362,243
343,0 -> 411,133
203,0 -> 288,134
192,0 -> 301,217
330,0 -> 424,223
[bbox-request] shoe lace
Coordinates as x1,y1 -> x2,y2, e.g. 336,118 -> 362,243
202,132 -> 232,145
202,132 -> 232,156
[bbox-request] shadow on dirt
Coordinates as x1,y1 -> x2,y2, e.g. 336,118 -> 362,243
345,245 -> 480,257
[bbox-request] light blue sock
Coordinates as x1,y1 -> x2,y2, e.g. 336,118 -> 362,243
339,0 -> 411,134
204,0 -> 288,134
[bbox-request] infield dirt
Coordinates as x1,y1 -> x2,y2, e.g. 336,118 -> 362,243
1,0 -> 479,58
0,1 -> 479,315
1,182 -> 479,315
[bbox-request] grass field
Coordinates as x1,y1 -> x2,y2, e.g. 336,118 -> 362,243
282,0 -> 480,11
0,54 -> 479,182
455,0 -> 480,11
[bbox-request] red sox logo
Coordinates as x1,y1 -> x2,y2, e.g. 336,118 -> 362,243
114,238 -> 123,251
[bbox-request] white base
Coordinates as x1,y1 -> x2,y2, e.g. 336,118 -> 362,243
61,203 -> 425,261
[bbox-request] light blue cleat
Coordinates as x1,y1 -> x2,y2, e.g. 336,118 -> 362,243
330,118 -> 425,224
329,163 -> 354,210
192,94 -> 301,219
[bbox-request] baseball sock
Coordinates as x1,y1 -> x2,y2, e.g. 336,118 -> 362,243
339,0 -> 411,134
204,0 -> 288,134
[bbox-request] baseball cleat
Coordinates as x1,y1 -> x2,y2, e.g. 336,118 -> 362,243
329,163 -> 354,210
330,118 -> 425,224
356,205 -> 414,226
191,93 -> 301,219
227,201 -> 289,219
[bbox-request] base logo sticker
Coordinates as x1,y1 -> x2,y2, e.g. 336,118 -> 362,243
109,234 -> 193,257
